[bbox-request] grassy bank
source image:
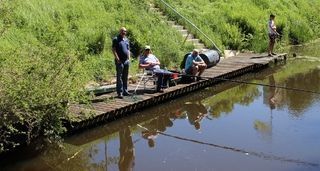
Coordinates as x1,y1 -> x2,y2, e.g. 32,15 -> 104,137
155,0 -> 320,52
0,0 -> 190,153
1,0 -> 319,153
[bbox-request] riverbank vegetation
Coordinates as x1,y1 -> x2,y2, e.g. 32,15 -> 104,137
0,0 -> 189,153
155,0 -> 320,52
1,0 -> 320,153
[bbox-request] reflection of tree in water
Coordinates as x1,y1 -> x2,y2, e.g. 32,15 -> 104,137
285,69 -> 320,116
38,127 -> 136,171
256,68 -> 320,140
34,142 -> 119,171
204,84 -> 260,118
263,68 -> 320,117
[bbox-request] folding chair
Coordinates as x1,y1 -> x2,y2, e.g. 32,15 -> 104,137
137,68 -> 158,91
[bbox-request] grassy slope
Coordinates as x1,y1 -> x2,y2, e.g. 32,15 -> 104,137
0,0 -> 191,152
0,0 -> 319,151
156,0 -> 320,52
0,0 -> 190,82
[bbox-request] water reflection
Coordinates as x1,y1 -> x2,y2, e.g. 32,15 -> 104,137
285,69 -> 320,116
263,67 -> 320,116
184,101 -> 208,130
140,99 -> 208,149
204,82 -> 261,117
255,75 -> 277,140
141,114 -> 173,148
119,127 -> 135,171
2,47 -> 320,170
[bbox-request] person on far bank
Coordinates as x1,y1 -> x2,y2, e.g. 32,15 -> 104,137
112,27 -> 131,99
184,49 -> 207,81
268,14 -> 280,57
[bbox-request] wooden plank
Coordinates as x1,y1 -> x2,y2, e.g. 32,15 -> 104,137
69,52 -> 288,130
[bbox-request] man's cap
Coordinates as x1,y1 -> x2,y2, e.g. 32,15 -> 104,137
145,45 -> 151,50
120,27 -> 127,32
193,49 -> 199,53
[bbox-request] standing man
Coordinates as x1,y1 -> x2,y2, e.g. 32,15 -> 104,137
268,14 -> 280,57
184,49 -> 207,81
112,27 -> 131,98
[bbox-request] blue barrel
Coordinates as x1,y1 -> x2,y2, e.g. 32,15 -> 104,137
180,50 -> 220,69
199,50 -> 220,68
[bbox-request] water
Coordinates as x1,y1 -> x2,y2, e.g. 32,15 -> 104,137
2,42 -> 320,171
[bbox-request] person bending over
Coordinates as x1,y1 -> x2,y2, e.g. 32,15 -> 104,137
184,49 -> 207,81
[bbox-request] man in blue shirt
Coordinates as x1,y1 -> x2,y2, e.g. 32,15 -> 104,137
112,27 -> 131,98
185,49 -> 207,80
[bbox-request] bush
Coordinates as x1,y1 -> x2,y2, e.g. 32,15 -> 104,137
0,0 -> 190,153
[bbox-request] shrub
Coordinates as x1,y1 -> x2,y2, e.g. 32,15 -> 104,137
0,0 -> 191,153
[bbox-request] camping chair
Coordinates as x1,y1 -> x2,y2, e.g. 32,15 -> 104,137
136,68 -> 158,92
141,69 -> 158,90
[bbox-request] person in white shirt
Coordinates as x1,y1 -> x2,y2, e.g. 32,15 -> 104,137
139,45 -> 172,92
268,14 -> 280,57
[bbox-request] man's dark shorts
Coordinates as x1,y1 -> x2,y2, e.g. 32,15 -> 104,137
269,33 -> 276,43
185,67 -> 193,75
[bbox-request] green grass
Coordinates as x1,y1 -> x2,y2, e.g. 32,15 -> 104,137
155,0 -> 320,52
1,0 -> 319,152
0,0 -> 190,152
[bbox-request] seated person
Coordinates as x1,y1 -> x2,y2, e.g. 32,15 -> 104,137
184,49 -> 207,81
139,45 -> 172,92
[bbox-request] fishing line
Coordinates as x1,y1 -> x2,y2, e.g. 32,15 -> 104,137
131,72 -> 146,101
137,124 -> 319,167
180,74 -> 320,94
216,77 -> 320,94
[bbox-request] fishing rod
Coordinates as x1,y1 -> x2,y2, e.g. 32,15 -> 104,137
180,74 -> 320,94
137,124 -> 319,167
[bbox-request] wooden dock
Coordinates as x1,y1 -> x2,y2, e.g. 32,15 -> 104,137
67,53 -> 287,132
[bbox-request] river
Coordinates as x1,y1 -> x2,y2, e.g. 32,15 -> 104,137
2,42 -> 320,171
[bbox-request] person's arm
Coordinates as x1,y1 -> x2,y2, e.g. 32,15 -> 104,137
112,48 -> 120,63
112,38 -> 120,63
139,62 -> 151,69
151,56 -> 160,66
139,55 -> 156,69
270,21 -> 280,35
127,39 -> 131,61
139,55 -> 148,69
192,56 -> 205,65
146,55 -> 160,66
185,56 -> 192,69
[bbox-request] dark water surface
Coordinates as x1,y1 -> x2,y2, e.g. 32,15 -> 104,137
3,42 -> 320,171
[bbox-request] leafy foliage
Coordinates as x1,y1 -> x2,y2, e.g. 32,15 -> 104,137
0,0 -> 189,153
1,0 -> 319,153
155,0 -> 320,52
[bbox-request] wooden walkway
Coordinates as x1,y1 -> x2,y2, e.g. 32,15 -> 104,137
67,53 -> 287,132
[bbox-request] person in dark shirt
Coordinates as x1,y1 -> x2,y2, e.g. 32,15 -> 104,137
112,27 -> 131,98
